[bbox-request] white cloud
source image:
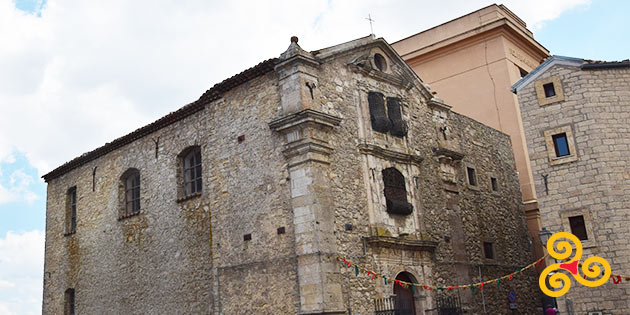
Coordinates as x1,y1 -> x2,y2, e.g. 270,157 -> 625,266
0,169 -> 39,205
0,0 -> 590,178
0,230 -> 44,315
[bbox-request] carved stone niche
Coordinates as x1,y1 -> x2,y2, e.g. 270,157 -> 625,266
433,148 -> 464,192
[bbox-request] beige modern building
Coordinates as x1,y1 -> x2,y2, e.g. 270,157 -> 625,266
392,4 -> 550,258
513,56 -> 630,314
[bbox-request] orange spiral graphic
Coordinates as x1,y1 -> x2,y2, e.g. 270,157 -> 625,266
539,232 -> 611,297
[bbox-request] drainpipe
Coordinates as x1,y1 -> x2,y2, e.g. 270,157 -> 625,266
478,266 -> 487,314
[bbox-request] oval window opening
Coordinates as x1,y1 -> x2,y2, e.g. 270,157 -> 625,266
374,53 -> 387,72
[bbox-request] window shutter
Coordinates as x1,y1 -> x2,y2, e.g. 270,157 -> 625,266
386,97 -> 407,137
368,92 -> 391,133
382,168 -> 413,215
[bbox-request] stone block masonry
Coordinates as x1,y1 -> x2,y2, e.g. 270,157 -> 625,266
515,56 -> 630,314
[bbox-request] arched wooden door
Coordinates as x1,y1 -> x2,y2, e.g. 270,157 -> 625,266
394,272 -> 416,315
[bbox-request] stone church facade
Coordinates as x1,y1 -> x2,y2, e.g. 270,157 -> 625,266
43,36 -> 538,314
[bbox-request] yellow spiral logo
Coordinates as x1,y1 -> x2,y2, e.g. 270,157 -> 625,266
539,232 -> 611,297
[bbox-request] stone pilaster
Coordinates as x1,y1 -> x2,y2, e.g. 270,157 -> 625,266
270,109 -> 343,314
270,38 -> 344,313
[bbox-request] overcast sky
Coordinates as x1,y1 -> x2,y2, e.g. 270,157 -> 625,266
1,0 -> 628,313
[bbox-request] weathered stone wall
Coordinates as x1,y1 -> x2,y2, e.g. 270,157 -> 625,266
43,37 -> 538,315
517,64 -> 630,313
43,71 -> 302,314
311,43 -> 538,314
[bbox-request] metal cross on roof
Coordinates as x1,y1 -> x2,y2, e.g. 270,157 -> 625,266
366,14 -> 375,35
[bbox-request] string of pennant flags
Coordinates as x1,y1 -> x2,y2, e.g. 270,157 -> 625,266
578,262 -> 630,285
337,254 -> 630,292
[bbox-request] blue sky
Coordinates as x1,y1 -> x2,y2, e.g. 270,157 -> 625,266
535,0 -> 630,61
0,0 -> 627,314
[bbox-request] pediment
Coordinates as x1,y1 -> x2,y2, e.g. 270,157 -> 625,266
311,36 -> 434,99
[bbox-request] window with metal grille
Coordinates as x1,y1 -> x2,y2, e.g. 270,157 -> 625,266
66,187 -> 77,235
552,133 -> 570,157
123,169 -> 140,216
382,168 -> 412,215
386,97 -> 408,137
64,288 -> 75,315
569,215 -> 588,240
183,147 -> 202,196
368,91 -> 391,133
367,92 -> 408,137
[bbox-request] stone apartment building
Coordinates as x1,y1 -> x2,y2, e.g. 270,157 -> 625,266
392,4 -> 550,259
43,35 -> 538,314
513,56 -> 630,313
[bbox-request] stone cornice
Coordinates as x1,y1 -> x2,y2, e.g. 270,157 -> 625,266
268,109 -> 342,132
357,143 -> 423,165
283,138 -> 334,166
366,236 -> 437,252
427,97 -> 452,111
275,54 -> 321,71
432,147 -> 465,161
348,64 -> 412,90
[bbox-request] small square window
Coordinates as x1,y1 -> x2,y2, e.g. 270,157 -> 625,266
483,242 -> 494,259
243,233 -> 252,241
544,126 -> 577,165
491,177 -> 498,192
569,215 -> 588,240
277,227 -> 285,235
552,133 -> 570,157
543,83 -> 556,98
536,77 -> 564,106
466,167 -> 477,186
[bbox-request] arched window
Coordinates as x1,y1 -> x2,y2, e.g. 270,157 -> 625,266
382,168 -> 412,215
180,146 -> 202,197
121,168 -> 140,216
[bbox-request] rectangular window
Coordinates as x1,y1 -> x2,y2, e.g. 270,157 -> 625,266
543,83 -> 556,98
466,167 -> 477,186
386,97 -> 407,138
64,288 -> 75,315
569,215 -> 588,240
491,177 -> 498,191
368,91 -> 390,133
66,187 -> 77,235
124,171 -> 141,216
184,149 -> 202,195
552,133 -> 570,157
483,242 -> 494,259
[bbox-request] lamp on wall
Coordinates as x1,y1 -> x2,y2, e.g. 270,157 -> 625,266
538,227 -> 552,248
538,227 -> 559,309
